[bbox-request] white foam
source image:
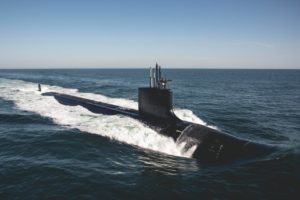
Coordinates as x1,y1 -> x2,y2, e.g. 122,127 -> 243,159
174,109 -> 218,130
0,78 -> 213,158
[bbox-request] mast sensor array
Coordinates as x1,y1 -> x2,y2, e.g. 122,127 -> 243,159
149,63 -> 170,89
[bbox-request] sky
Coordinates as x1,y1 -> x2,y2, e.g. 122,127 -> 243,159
0,0 -> 299,69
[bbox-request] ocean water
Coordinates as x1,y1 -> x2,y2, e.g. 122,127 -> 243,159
0,69 -> 299,199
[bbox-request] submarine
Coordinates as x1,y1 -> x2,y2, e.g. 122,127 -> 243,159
42,63 -> 273,163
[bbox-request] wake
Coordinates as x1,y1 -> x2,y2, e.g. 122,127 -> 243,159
0,78 -> 214,158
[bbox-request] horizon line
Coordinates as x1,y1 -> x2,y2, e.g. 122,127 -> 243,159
0,67 -> 299,70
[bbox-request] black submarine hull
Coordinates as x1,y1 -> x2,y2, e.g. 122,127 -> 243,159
42,91 -> 273,163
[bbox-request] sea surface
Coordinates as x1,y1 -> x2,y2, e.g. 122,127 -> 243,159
0,69 -> 299,199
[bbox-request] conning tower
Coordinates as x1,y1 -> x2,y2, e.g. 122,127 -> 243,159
138,63 -> 179,122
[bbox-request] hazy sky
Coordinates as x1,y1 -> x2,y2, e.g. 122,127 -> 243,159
0,0 -> 299,68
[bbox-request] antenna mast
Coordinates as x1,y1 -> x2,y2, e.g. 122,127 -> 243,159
148,63 -> 171,89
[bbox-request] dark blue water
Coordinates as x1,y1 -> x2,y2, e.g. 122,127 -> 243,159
0,69 -> 300,199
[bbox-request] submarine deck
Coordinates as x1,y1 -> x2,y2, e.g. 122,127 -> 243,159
42,92 -> 139,118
